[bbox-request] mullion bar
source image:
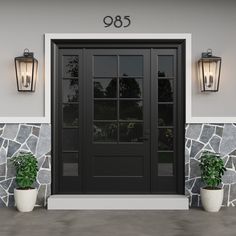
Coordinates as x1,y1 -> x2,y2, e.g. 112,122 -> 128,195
157,77 -> 175,79
93,98 -> 143,101
93,120 -> 117,122
158,102 -> 174,104
94,76 -> 144,79
62,77 -> 79,80
94,120 -> 143,123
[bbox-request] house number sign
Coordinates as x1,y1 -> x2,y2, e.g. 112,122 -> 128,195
103,15 -> 131,28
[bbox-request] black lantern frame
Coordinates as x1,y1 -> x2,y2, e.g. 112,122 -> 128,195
198,49 -> 222,92
14,49 -> 38,92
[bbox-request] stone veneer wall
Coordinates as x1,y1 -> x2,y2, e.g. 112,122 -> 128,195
0,124 -> 51,207
185,124 -> 236,207
1,123 -> 236,207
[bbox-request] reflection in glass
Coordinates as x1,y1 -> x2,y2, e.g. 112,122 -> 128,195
63,79 -> 79,102
63,153 -> 78,176
63,104 -> 79,127
159,152 -> 173,163
94,122 -> 117,142
119,56 -> 143,76
158,152 -> 173,176
158,128 -> 173,150
62,129 -> 79,151
94,56 -> 117,77
158,104 -> 173,126
158,79 -> 174,102
94,101 -> 117,120
120,101 -> 143,120
63,56 -> 78,77
158,56 -> 174,77
63,163 -> 78,176
119,122 -> 143,142
94,78 -> 117,98
120,78 -> 142,98
158,163 -> 173,176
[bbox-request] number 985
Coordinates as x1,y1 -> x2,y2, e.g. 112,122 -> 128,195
103,15 -> 131,28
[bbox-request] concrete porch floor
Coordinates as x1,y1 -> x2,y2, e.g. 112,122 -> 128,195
0,208 -> 236,236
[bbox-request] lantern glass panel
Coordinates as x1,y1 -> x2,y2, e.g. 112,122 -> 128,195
198,58 -> 221,92
15,57 -> 38,92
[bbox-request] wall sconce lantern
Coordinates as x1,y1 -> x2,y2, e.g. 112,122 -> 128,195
14,49 -> 38,92
198,49 -> 222,92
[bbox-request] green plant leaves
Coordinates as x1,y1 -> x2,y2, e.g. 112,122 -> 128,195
11,152 -> 38,189
199,151 -> 226,189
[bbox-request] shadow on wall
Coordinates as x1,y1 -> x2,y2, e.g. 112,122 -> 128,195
0,124 -> 51,207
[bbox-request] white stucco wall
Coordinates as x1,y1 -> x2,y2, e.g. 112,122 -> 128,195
0,0 -> 236,120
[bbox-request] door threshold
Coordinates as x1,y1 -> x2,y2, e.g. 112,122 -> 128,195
47,195 -> 189,210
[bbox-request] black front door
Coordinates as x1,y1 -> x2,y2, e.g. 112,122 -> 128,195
52,41 -> 185,194
84,49 -> 150,193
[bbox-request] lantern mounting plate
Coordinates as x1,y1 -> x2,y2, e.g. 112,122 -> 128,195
23,48 -> 34,58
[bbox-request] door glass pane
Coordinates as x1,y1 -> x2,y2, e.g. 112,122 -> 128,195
62,129 -> 79,151
94,56 -> 117,77
94,78 -> 117,98
120,78 -> 143,98
158,79 -> 174,102
63,153 -> 78,176
158,104 -> 173,126
94,122 -> 117,142
119,122 -> 143,142
63,79 -> 79,102
158,128 -> 174,150
158,152 -> 173,176
63,104 -> 79,127
158,56 -> 174,77
119,56 -> 143,76
63,56 -> 78,77
120,101 -> 143,120
94,101 -> 117,120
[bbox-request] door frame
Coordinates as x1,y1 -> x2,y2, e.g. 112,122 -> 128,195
48,34 -> 190,195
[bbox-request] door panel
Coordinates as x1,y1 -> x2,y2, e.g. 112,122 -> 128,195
53,42 -> 185,195
84,49 -> 150,193
151,48 -> 184,193
56,49 -> 83,193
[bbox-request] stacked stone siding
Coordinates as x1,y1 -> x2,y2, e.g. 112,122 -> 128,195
1,123 -> 236,207
185,124 -> 236,207
0,124 -> 51,207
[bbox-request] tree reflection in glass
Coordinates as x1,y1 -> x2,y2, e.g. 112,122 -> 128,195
64,56 -> 78,77
94,78 -> 117,98
120,101 -> 143,120
93,122 -> 117,142
119,122 -> 143,142
63,104 -> 79,127
120,77 -> 142,98
158,79 -> 173,102
158,128 -> 173,150
63,79 -> 79,102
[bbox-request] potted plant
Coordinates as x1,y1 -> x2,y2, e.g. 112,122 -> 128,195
199,151 -> 226,212
11,152 -> 38,212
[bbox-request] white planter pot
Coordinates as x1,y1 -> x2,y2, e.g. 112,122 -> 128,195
200,187 -> 223,212
14,188 -> 38,212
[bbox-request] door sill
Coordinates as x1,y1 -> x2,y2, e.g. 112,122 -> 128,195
47,194 -> 189,210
